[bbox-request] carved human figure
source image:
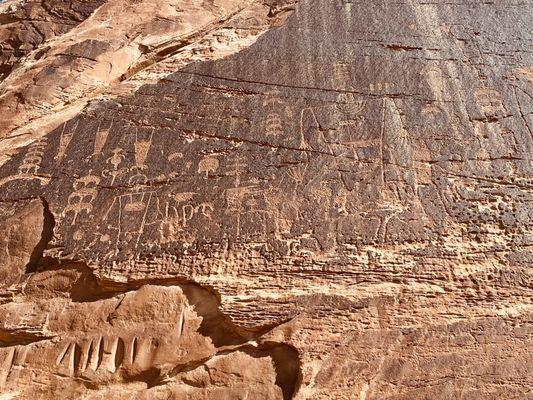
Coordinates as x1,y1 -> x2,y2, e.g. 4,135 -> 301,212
104,147 -> 127,185
102,174 -> 161,255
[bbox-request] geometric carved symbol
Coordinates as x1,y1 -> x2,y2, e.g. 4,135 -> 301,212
55,120 -> 78,164
0,138 -> 51,187
19,138 -> 47,175
134,130 -> 153,169
474,88 -> 507,119
265,113 -> 283,136
93,121 -> 111,157
63,173 -> 101,225
198,156 -> 220,178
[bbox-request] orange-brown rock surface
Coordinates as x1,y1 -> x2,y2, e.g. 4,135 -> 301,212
0,0 -> 532,399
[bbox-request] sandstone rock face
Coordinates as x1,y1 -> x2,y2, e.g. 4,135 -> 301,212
0,0 -> 532,399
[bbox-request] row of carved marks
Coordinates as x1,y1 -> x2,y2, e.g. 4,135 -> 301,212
55,336 -> 156,378
0,346 -> 28,389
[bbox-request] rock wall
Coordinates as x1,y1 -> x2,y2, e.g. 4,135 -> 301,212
0,0 -> 532,399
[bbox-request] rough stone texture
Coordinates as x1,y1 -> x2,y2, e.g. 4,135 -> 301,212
0,0 -> 532,399
0,0 -> 107,81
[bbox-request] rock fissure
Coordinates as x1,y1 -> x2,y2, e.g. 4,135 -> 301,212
25,197 -> 56,274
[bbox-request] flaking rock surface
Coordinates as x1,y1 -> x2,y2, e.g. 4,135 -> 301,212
0,0 -> 532,399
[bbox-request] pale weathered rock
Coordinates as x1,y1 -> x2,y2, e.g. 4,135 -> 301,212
0,0 -> 532,399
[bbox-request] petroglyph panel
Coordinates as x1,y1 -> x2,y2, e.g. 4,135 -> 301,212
0,0 -> 529,290
0,0 -> 532,399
